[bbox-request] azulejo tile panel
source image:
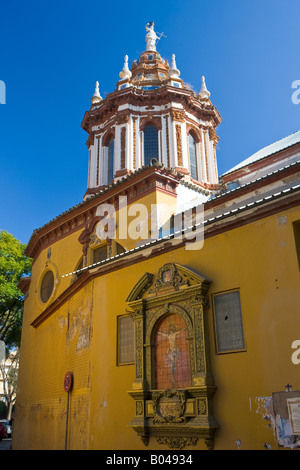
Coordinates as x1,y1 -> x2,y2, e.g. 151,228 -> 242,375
154,313 -> 191,389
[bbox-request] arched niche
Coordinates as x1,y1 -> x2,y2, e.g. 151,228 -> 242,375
152,310 -> 192,390
126,263 -> 219,450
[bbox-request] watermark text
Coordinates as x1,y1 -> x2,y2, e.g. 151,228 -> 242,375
291,340 -> 300,365
291,80 -> 300,104
0,80 -> 6,104
95,197 -> 204,251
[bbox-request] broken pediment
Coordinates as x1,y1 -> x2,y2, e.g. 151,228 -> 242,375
126,263 -> 211,303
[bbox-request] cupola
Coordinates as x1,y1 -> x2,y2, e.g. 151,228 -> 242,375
81,22 -> 222,199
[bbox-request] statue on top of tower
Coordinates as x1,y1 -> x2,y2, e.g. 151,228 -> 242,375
145,22 -> 158,51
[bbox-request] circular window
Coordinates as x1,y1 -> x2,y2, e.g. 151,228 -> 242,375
40,271 -> 54,303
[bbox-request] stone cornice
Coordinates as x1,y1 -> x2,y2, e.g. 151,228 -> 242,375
81,86 -> 222,134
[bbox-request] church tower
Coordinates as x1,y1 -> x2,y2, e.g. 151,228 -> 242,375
81,22 -> 221,199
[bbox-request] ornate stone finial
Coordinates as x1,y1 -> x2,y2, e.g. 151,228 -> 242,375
145,21 -> 158,51
91,81 -> 102,104
168,54 -> 180,79
198,76 -> 211,100
119,55 -> 132,80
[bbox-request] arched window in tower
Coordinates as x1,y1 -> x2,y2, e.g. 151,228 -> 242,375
188,133 -> 198,180
107,137 -> 114,183
144,124 -> 159,166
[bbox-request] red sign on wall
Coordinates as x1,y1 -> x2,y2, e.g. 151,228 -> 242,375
64,372 -> 73,393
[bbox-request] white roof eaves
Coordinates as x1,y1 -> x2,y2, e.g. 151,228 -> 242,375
222,130 -> 300,177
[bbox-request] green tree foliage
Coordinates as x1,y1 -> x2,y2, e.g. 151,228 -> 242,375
0,231 -> 32,349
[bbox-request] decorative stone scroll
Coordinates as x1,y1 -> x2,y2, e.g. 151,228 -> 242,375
152,390 -> 186,423
148,263 -> 188,293
126,263 -> 219,450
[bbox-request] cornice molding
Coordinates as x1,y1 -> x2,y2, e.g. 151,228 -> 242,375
81,86 -> 221,133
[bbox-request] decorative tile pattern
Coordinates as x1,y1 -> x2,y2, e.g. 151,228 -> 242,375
154,314 -> 191,389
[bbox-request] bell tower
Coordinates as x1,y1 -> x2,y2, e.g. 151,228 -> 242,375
81,22 -> 221,199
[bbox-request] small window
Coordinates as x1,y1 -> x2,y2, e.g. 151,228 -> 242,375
189,133 -> 198,180
93,245 -> 107,264
115,242 -> 125,255
40,271 -> 54,303
213,290 -> 245,354
144,124 -> 159,165
107,137 -> 114,183
117,315 -> 135,365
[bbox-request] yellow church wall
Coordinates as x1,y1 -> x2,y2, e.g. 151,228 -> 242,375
14,283 -> 94,450
13,204 -> 300,450
25,228 -> 84,326
90,273 -> 136,449
114,188 -> 178,250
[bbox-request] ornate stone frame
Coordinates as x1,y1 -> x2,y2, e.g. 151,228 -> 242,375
126,263 -> 219,450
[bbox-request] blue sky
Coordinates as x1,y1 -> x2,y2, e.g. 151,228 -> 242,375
0,0 -> 299,245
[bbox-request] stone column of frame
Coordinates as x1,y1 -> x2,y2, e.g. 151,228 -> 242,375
191,290 -> 214,387
128,299 -> 149,446
127,299 -> 147,390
